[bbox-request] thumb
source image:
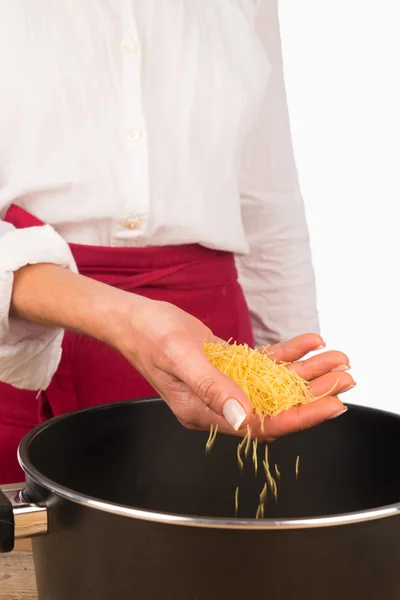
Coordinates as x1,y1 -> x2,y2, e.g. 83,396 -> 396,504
175,348 -> 253,431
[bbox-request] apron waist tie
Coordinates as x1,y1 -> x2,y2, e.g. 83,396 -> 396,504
4,204 -> 237,290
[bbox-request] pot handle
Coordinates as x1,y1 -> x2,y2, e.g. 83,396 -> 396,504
0,483 -> 48,553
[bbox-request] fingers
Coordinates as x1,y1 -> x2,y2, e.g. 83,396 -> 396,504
164,338 -> 253,430
211,337 -> 352,387
267,333 -> 325,363
289,350 -> 351,380
173,375 -> 350,440
307,371 -> 355,397
173,394 -> 347,442
152,329 -> 351,441
162,341 -> 353,436
256,396 -> 346,439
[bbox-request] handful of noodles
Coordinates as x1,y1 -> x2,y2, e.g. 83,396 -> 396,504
203,341 -> 322,516
203,341 -> 317,421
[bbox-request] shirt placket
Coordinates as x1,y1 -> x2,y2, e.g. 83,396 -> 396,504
114,3 -> 149,244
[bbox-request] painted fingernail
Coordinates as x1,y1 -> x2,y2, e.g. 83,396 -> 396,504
328,407 -> 348,420
342,383 -> 357,393
314,343 -> 326,350
222,399 -> 247,431
331,364 -> 351,372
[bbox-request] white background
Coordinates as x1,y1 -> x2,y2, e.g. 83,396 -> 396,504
279,0 -> 400,412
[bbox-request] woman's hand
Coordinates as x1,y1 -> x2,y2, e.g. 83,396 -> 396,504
115,299 -> 355,441
10,264 -> 354,440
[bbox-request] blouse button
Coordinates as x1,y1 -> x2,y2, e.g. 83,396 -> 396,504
120,39 -> 138,54
126,127 -> 142,143
123,217 -> 142,230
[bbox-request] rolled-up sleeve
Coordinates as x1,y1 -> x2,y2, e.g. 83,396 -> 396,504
236,0 -> 319,348
0,221 -> 77,390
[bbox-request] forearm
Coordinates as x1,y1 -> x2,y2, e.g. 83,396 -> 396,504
10,263 -> 146,349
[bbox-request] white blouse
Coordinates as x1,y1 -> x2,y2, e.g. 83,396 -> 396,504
0,0 -> 319,391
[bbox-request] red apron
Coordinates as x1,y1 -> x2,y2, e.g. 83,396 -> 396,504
0,205 -> 254,483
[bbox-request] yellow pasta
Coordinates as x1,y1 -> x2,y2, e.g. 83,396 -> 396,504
259,482 -> 267,505
237,437 -> 245,473
205,423 -> 219,454
235,487 -> 239,516
252,438 -> 258,476
204,341 -> 321,420
295,455 -> 300,480
203,341 -> 312,517
263,445 -> 278,504
255,503 -> 264,519
244,425 -> 252,458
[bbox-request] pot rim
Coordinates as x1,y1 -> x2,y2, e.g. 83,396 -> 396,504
18,399 -> 400,531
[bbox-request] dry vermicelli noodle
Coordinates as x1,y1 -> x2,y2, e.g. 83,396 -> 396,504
236,444 -> 244,474
205,423 -> 214,452
245,425 -> 252,458
252,438 -> 258,476
236,433 -> 248,473
204,426 -> 279,517
260,482 -> 267,505
203,341 -> 319,420
237,427 -> 260,478
203,341 -> 318,517
263,445 -> 278,504
205,423 -> 219,454
255,482 -> 268,519
255,502 -> 264,519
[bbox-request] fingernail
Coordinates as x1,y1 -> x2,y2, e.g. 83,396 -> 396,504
314,343 -> 326,350
331,364 -> 351,372
222,399 -> 247,431
342,383 -> 356,393
328,407 -> 348,420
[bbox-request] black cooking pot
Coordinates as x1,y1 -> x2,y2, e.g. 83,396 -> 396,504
1,399 -> 400,600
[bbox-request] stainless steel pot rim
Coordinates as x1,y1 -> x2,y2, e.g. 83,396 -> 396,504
17,399 -> 400,531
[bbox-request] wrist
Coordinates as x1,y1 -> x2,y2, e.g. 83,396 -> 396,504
11,263 -> 151,352
86,285 -> 151,351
